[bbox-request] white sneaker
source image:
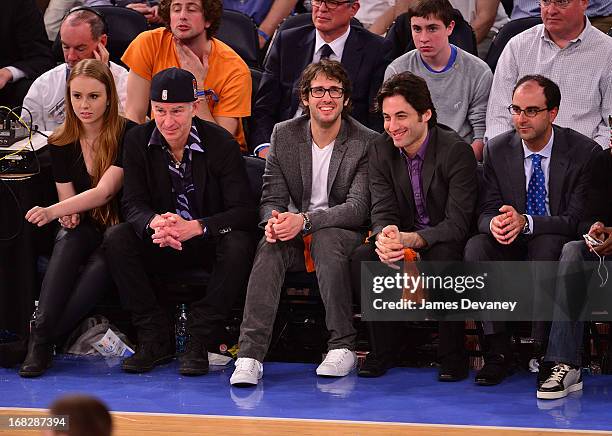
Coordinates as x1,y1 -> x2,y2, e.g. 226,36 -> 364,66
230,357 -> 263,387
537,363 -> 583,400
316,349 -> 356,377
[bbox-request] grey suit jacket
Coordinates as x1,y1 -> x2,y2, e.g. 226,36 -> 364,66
478,125 -> 599,236
259,115 -> 379,233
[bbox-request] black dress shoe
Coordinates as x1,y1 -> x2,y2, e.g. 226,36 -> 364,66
122,342 -> 174,373
358,354 -> 392,378
475,354 -> 509,386
19,337 -> 53,378
179,339 -> 209,376
438,357 -> 469,382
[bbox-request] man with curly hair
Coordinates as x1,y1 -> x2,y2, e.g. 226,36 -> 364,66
122,0 -> 252,150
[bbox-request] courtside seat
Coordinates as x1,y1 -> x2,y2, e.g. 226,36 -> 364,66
217,9 -> 261,68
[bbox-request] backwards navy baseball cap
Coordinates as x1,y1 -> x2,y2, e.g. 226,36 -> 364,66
150,67 -> 197,103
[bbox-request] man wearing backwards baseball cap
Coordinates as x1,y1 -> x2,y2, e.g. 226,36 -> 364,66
103,67 -> 257,376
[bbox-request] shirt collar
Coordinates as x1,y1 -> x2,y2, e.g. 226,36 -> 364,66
314,25 -> 351,60
522,128 -> 554,160
420,44 -> 458,73
542,16 -> 592,46
147,121 -> 205,153
401,131 -> 430,161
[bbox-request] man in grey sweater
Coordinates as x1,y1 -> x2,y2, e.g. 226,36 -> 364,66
385,0 -> 492,161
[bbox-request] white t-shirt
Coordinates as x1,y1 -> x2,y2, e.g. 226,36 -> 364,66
307,140 -> 335,213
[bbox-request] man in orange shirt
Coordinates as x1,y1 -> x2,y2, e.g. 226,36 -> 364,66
122,0 -> 251,150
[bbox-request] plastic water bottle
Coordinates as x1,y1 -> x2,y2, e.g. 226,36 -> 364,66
175,304 -> 188,354
29,300 -> 39,333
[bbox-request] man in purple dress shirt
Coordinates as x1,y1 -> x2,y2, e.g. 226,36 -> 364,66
351,71 -> 478,380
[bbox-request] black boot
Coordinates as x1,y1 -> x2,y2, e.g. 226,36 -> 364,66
475,332 -> 511,386
439,353 -> 469,382
475,353 -> 512,385
19,333 -> 53,378
122,311 -> 175,373
358,352 -> 395,378
179,337 -> 209,376
121,341 -> 174,373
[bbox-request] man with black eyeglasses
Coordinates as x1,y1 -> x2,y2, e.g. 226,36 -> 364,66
230,60 -> 379,386
485,0 -> 612,149
465,75 -> 599,386
250,0 -> 391,157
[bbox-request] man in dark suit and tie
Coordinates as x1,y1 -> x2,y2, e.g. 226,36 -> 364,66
250,0 -> 390,156
103,68 -> 257,376
464,74 -> 599,386
230,60 -> 379,387
351,72 -> 478,381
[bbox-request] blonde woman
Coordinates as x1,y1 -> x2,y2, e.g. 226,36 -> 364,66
20,59 -> 134,377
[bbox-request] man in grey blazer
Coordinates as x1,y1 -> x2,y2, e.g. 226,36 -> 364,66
465,74 -> 599,386
230,60 -> 379,387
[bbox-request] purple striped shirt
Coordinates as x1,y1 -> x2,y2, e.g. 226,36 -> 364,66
401,133 -> 430,229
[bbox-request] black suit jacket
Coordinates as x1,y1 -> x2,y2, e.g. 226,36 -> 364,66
251,24 -> 390,146
121,117 -> 257,239
478,125 -> 599,237
0,0 -> 54,79
369,124 -> 478,247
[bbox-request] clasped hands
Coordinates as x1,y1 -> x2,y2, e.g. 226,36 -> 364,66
150,212 -> 202,250
375,225 -> 426,268
25,205 -> 79,229
265,210 -> 304,243
490,205 -> 526,245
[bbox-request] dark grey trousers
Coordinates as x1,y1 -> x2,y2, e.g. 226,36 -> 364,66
238,227 -> 363,361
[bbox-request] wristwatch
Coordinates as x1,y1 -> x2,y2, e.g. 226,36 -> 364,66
197,218 -> 207,237
300,212 -> 312,233
521,214 -> 530,234
145,216 -> 156,237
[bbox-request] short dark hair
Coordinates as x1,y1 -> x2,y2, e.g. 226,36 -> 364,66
407,0 -> 455,27
298,59 -> 353,117
159,0 -> 222,39
62,8 -> 106,40
49,395 -> 112,436
376,72 -> 437,128
513,75 -> 561,110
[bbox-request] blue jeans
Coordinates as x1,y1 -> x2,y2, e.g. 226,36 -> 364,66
545,240 -> 598,366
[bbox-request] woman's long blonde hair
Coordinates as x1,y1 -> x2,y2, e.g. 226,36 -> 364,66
48,59 -> 125,227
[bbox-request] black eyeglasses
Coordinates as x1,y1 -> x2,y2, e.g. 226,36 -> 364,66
507,105 -> 549,117
540,0 -> 573,8
311,0 -> 352,10
309,86 -> 344,98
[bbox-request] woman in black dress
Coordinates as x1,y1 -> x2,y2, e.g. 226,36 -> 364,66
20,59 -> 133,377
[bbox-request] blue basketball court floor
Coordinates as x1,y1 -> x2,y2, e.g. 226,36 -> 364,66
1,355 -> 612,432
